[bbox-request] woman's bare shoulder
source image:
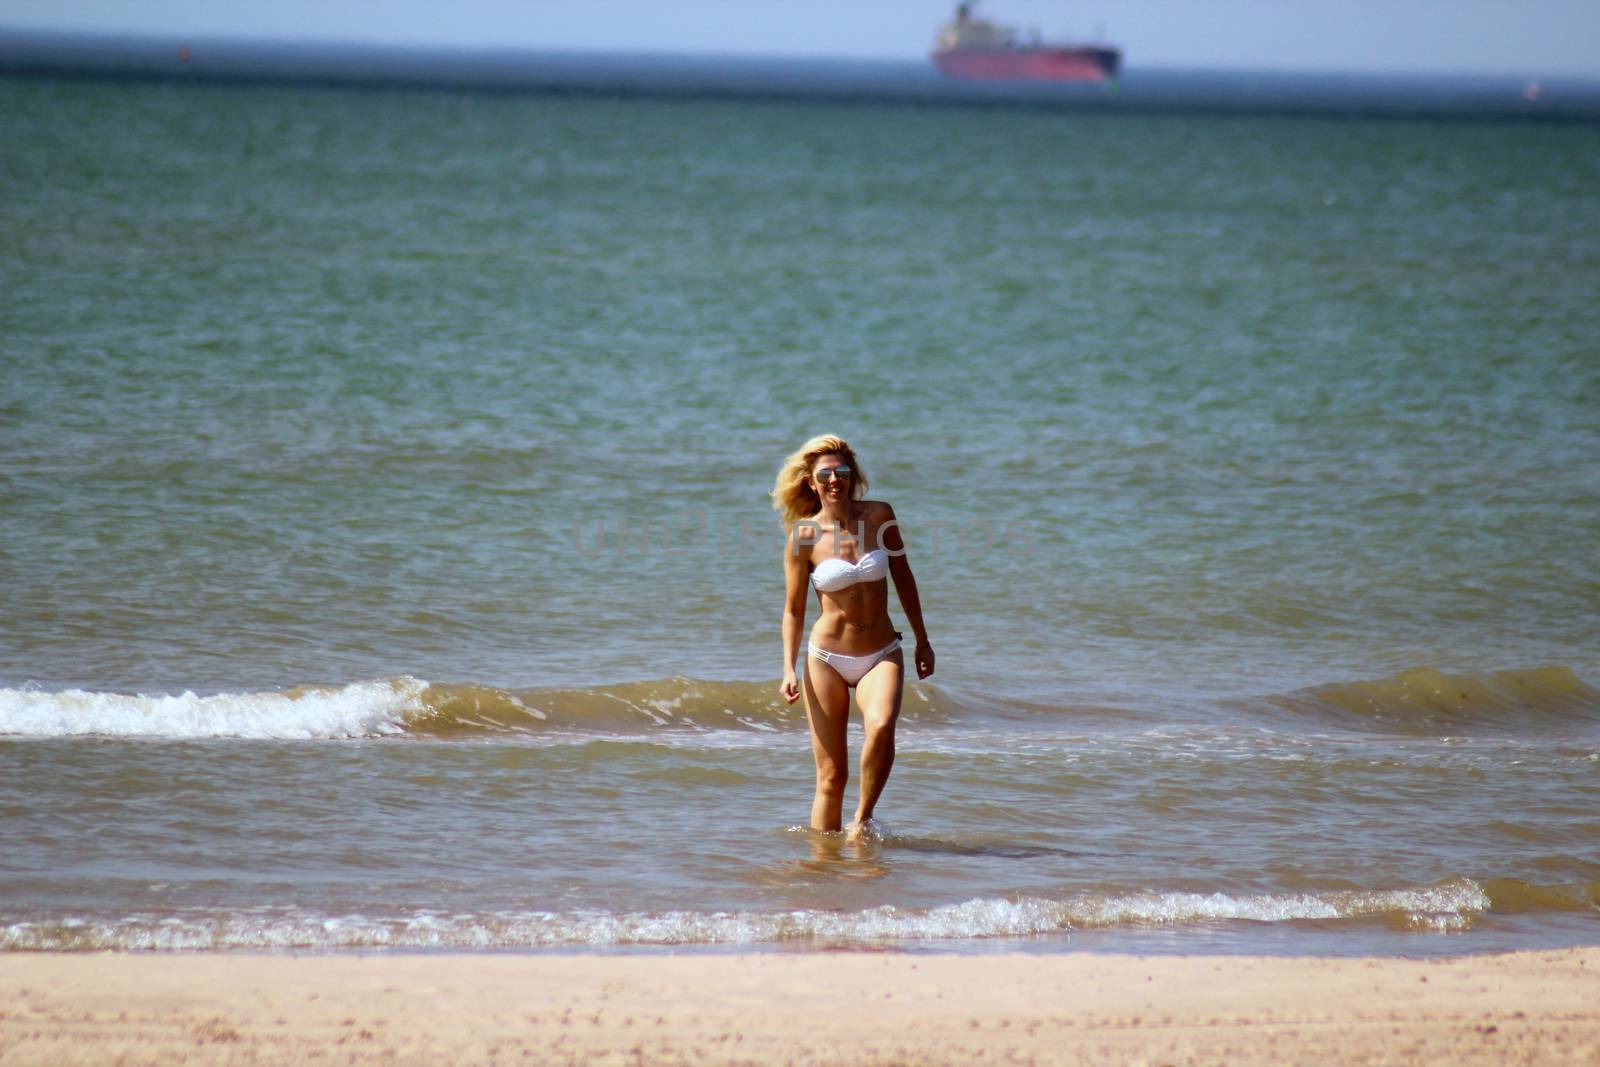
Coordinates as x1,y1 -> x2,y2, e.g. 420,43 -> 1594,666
785,518 -> 823,554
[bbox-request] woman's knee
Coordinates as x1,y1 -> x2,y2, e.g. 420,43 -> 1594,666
862,717 -> 898,749
814,761 -> 848,797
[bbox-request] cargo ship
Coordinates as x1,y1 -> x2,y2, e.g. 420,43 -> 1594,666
932,3 -> 1121,84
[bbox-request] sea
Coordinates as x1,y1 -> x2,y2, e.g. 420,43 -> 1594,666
2,50 -> 1598,956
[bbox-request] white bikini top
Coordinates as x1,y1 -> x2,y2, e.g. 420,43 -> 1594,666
811,548 -> 889,593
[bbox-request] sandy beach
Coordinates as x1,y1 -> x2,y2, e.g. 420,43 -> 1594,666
1,948 -> 1596,1065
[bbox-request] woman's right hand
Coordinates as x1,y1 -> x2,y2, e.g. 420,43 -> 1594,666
780,670 -> 800,704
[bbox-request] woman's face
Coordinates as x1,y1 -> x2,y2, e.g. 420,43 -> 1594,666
811,454 -> 852,505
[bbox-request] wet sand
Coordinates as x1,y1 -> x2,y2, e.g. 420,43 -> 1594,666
2,948 -> 1597,1065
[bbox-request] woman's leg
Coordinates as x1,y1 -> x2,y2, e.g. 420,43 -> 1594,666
802,652 -> 852,832
850,649 -> 905,830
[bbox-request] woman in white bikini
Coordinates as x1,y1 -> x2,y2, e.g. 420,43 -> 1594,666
773,435 -> 934,835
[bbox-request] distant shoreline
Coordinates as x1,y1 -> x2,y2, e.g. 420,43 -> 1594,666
5,30 -> 1599,122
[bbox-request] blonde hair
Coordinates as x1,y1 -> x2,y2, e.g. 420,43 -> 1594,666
770,434 -> 869,530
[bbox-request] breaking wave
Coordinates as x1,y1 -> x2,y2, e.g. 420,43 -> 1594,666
1264,665 -> 1600,735
1,663 -> 1594,740
0,676 -> 952,739
0,677 -> 429,739
6,876 -> 1584,952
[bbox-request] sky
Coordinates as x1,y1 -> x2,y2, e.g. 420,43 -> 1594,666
5,0 -> 1598,79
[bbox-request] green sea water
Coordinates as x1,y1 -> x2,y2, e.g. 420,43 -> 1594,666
1,76 -> 1597,953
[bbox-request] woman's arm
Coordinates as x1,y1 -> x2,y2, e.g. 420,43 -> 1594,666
881,503 -> 935,679
779,524 -> 810,703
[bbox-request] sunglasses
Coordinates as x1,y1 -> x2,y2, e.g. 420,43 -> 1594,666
815,466 -> 853,482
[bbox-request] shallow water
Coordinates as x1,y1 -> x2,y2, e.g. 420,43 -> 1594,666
1,75 -> 1597,953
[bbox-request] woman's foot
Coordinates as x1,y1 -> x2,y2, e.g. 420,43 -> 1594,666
845,818 -> 879,843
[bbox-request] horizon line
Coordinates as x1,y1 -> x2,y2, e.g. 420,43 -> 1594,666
3,25 -> 1599,84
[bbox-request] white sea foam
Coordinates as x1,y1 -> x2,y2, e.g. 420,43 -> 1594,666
0,880 -> 1491,951
0,677 -> 429,739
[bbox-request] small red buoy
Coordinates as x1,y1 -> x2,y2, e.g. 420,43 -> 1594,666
178,44 -> 191,62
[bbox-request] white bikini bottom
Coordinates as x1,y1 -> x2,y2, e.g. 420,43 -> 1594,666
806,633 -> 903,687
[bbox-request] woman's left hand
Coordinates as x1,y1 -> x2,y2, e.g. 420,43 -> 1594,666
914,643 -> 935,679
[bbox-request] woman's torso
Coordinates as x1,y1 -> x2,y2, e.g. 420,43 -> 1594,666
803,503 -> 897,653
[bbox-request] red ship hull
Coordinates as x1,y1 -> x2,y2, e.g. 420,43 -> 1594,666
933,46 -> 1120,83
